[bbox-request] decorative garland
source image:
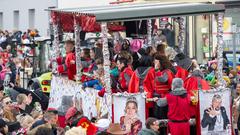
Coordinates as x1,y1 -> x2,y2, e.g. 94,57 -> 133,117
216,12 -> 226,88
147,19 -> 152,46
177,17 -> 185,52
51,12 -> 61,74
74,17 -> 82,82
113,92 -> 147,98
200,87 -> 230,93
101,22 -> 111,93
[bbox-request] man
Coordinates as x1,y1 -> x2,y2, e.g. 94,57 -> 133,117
184,69 -> 210,135
162,23 -> 175,47
201,94 -> 230,132
154,78 -> 191,135
16,94 -> 33,114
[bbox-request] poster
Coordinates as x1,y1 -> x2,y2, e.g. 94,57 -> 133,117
48,76 -> 109,119
112,93 -> 146,128
199,89 -> 232,135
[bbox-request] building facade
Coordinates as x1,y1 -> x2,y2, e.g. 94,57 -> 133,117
0,0 -> 57,36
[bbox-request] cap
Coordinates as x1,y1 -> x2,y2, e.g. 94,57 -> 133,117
47,108 -> 58,114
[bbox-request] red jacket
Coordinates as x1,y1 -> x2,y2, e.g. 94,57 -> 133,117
118,66 -> 133,91
184,77 -> 210,96
175,66 -> 189,81
166,93 -> 191,121
128,67 -> 154,97
154,69 -> 175,97
128,67 -> 155,118
184,76 -> 210,135
56,56 -> 67,73
65,52 -> 76,80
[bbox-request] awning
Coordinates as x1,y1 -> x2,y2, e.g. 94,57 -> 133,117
50,2 -> 225,22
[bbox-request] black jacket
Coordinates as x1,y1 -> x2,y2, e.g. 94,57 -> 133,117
201,106 -> 230,131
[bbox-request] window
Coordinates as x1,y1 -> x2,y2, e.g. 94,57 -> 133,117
13,10 -> 19,30
0,12 -> 3,29
28,9 -> 35,29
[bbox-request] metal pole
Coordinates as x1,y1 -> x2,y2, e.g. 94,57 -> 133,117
215,12 -> 226,88
232,24 -> 237,70
147,19 -> 152,46
74,17 -> 82,82
177,17 -> 185,52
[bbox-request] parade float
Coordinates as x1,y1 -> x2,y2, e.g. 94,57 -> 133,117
47,2 -> 230,134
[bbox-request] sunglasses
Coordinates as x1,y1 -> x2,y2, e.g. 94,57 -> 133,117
5,101 -> 13,105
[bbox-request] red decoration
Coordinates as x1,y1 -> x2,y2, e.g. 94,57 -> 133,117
50,11 -> 125,32
77,117 -> 98,135
81,15 -> 96,32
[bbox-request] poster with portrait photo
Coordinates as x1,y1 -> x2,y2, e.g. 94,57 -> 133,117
112,93 -> 146,128
199,89 -> 232,135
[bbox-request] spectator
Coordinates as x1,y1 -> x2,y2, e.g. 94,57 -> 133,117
30,108 -> 58,133
138,117 -> 159,135
2,96 -> 16,122
16,94 -> 33,114
16,113 -> 34,132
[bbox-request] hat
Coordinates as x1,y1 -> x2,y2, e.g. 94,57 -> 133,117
47,108 -> 58,114
65,107 -> 78,121
107,123 -> 130,135
95,119 -> 111,131
174,53 -> 192,70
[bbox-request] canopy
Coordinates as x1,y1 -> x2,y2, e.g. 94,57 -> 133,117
50,2 -> 225,22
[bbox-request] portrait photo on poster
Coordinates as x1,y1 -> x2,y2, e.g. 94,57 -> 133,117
199,89 -> 231,135
113,93 -> 146,129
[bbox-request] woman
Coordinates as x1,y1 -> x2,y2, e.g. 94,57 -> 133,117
145,46 -> 156,57
138,117 -> 159,135
233,83 -> 240,135
120,97 -> 142,135
117,57 -> 133,92
151,54 -> 176,134
2,96 -> 16,122
81,48 -> 94,82
16,113 -> 34,133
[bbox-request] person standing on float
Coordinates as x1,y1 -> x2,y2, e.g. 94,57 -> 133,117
153,78 -> 191,135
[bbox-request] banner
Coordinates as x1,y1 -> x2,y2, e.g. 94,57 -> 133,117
48,76 -> 109,119
112,93 -> 146,128
199,89 -> 232,135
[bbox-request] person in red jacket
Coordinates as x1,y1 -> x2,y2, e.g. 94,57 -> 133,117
52,40 -> 74,74
184,69 -> 210,135
152,54 -> 176,119
128,55 -> 154,118
154,78 -> 191,135
117,57 -> 133,92
65,50 -> 76,80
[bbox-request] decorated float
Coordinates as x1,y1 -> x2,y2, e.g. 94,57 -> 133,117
47,2 -> 230,134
